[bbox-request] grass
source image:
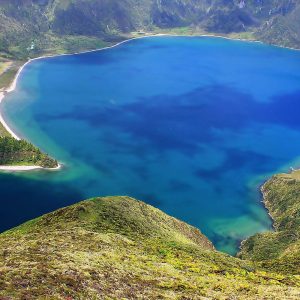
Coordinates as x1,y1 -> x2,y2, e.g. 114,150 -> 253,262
0,61 -> 12,74
228,31 -> 256,41
31,33 -> 110,57
239,172 -> 300,275
0,196 -> 300,299
280,170 -> 300,180
0,122 -> 10,137
0,60 -> 24,91
143,27 -> 256,42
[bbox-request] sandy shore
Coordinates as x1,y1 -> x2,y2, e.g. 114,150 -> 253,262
0,164 -> 62,172
0,165 -> 43,171
0,92 -> 21,140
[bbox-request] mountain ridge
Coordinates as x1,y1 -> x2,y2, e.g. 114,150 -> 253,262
1,0 -> 300,60
1,195 -> 300,299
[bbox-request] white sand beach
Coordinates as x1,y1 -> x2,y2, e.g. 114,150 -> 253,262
0,165 -> 43,171
0,164 -> 62,172
0,92 -> 21,140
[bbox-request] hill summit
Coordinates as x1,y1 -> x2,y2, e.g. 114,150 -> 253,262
0,195 -> 300,299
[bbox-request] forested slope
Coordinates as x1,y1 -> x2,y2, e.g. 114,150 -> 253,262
0,0 -> 300,60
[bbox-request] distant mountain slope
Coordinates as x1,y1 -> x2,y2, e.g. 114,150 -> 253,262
1,196 -> 300,299
0,0 -> 300,59
257,2 -> 300,48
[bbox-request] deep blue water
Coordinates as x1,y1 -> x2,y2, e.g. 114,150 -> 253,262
1,36 -> 300,254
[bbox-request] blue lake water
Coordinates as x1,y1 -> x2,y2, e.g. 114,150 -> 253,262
1,36 -> 300,254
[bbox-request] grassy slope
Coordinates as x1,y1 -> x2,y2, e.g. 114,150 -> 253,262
0,60 -> 24,91
0,122 -> 10,137
0,196 -> 300,299
239,171 -> 300,274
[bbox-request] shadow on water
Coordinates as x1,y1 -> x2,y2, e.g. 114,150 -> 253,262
36,85 -> 300,152
0,173 -> 84,232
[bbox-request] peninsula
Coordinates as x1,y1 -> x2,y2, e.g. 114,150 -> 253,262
0,62 -> 58,170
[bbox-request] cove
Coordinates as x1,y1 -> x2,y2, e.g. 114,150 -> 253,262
1,36 -> 300,254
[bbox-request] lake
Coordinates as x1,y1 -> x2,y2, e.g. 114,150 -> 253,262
1,36 -> 300,254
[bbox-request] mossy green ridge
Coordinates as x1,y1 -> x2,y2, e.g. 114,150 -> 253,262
0,136 -> 58,168
0,196 -> 299,299
239,171 -> 300,275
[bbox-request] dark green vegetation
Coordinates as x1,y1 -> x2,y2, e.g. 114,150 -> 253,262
0,136 -> 58,168
239,171 -> 300,275
0,0 -> 300,61
0,123 -> 58,167
0,196 -> 300,299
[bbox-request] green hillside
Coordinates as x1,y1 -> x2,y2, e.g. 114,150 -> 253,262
0,120 -> 58,168
0,196 -> 300,299
0,136 -> 58,168
239,171 -> 300,275
0,0 -> 300,61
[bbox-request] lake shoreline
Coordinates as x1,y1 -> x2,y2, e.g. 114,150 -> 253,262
0,33 -> 300,146
1,32 -> 299,144
0,33 -> 299,254
0,92 -> 20,140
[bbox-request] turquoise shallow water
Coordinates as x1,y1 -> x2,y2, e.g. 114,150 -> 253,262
1,36 -> 300,254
